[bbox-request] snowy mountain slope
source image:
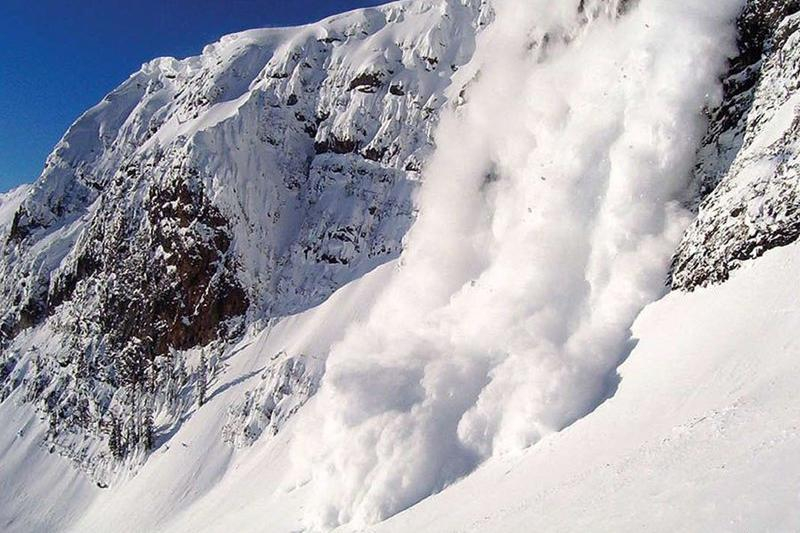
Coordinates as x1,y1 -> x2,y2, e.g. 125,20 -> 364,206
370,241 -> 800,533
0,393 -> 97,532
0,0 -> 799,531
1,262 -> 395,533
0,0 -> 491,479
8,239 -> 797,533
3,0 -> 492,332
0,185 -> 31,231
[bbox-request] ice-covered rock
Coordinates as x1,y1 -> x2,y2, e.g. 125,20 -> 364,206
671,0 -> 800,289
0,0 -> 492,472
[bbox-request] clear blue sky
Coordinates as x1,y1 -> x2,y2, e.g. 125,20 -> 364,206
0,0 -> 386,192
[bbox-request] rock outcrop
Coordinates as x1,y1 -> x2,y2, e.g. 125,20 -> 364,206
671,0 -> 800,290
0,0 -> 492,474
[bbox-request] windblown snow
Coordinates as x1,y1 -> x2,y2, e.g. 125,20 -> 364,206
293,0 -> 742,528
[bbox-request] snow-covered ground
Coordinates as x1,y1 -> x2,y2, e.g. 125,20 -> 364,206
2,242 -> 798,532
374,241 -> 800,533
0,260 -> 395,532
173,240 -> 800,533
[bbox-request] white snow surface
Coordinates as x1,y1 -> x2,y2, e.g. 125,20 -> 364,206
0,185 -> 31,231
3,235 -> 799,533
371,241 -> 800,533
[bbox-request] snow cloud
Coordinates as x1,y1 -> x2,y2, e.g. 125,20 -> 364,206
293,0 -> 743,528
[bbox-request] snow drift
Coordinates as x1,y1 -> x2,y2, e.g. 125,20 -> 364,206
294,0 -> 744,528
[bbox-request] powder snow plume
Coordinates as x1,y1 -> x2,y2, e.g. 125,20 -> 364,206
292,0 -> 742,528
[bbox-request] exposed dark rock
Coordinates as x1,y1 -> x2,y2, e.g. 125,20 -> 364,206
315,135 -> 359,155
348,71 -> 385,93
49,252 -> 102,312
7,208 -> 34,243
389,83 -> 406,96
363,146 -> 388,162
111,168 -> 249,356
670,0 -> 800,290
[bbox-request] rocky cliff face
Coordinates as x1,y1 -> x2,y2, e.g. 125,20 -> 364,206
0,0 -> 797,484
671,0 -> 800,289
0,0 -> 492,475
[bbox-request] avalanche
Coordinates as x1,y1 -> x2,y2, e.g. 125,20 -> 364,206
293,0 -> 742,528
1,0 -> 799,532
